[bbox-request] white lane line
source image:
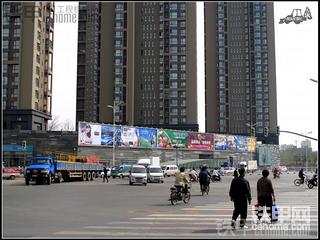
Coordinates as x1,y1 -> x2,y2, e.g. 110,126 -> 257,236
53,230 -> 318,237
84,226 -> 217,230
131,217 -> 318,221
148,214 -> 319,218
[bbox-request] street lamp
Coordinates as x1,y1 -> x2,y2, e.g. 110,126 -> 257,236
301,131 -> 312,172
107,101 -> 125,167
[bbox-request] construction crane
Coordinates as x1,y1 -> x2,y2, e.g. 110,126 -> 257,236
279,7 -> 312,24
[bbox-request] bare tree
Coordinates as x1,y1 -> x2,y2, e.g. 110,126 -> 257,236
48,116 -> 61,131
62,119 -> 75,131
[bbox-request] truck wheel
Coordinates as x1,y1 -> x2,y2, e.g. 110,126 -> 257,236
47,174 -> 51,185
10,175 -> 15,180
82,172 -> 87,181
87,171 -> 92,181
25,178 -> 30,185
92,172 -> 96,179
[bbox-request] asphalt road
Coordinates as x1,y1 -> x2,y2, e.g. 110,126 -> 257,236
2,171 -> 318,239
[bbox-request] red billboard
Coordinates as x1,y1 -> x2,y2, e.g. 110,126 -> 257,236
188,132 -> 213,151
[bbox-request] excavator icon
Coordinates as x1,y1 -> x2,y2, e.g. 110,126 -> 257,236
279,7 -> 312,24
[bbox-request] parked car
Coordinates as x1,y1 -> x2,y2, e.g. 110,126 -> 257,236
147,165 -> 164,183
2,168 -> 20,180
220,167 -> 236,176
280,166 -> 288,172
111,165 -> 131,178
161,165 -> 179,177
129,165 -> 147,186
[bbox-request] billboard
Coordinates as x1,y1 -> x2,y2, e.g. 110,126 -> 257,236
100,124 -> 122,146
157,129 -> 188,149
214,134 -> 237,151
258,145 -> 272,166
121,126 -> 139,147
78,122 -> 101,146
188,132 -> 213,151
247,136 -> 257,152
235,135 -> 248,152
137,128 -> 157,148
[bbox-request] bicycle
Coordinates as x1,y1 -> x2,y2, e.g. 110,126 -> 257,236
200,182 -> 210,196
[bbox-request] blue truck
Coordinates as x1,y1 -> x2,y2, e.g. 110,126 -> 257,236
25,156 -> 104,185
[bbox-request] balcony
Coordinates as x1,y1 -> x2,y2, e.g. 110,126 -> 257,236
45,39 -> 53,51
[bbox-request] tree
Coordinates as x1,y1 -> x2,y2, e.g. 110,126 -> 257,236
48,116 -> 60,131
61,119 -> 75,131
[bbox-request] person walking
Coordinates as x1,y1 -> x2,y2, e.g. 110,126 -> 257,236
103,166 -> 109,183
229,168 -> 252,229
256,169 -> 276,223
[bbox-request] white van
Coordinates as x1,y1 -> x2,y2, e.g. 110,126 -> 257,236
161,165 -> 179,177
147,165 -> 164,183
129,165 -> 147,186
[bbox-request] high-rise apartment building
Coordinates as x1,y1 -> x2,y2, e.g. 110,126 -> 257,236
76,2 -> 198,131
2,2 -> 54,130
205,2 -> 278,144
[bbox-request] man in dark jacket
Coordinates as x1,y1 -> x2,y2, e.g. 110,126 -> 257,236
257,169 -> 276,223
229,168 -> 251,229
103,166 -> 109,183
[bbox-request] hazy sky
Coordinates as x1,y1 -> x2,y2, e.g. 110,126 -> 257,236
51,2 -> 318,150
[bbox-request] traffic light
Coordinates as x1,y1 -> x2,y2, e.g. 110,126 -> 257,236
264,127 -> 269,137
276,126 -> 280,136
22,140 -> 26,148
250,127 -> 256,137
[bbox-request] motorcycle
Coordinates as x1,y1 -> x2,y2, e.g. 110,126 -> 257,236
169,185 -> 191,205
211,174 -> 221,182
189,173 -> 198,182
307,175 -> 318,189
273,171 -> 280,179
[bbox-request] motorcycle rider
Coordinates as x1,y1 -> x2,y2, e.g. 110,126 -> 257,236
212,168 -> 220,181
273,167 -> 280,178
189,167 -> 198,182
298,168 -> 305,184
174,166 -> 189,194
199,166 -> 211,192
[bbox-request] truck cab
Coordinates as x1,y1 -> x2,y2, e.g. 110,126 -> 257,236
25,156 -> 58,185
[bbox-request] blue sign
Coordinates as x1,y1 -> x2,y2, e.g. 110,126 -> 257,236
3,145 -> 33,152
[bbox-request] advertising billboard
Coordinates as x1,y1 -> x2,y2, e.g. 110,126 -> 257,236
214,134 -> 237,151
258,145 -> 272,166
78,122 -> 101,146
121,126 -> 139,147
235,135 -> 248,152
101,124 -> 122,146
247,136 -> 257,152
188,132 -> 213,151
157,129 -> 188,149
137,128 -> 157,148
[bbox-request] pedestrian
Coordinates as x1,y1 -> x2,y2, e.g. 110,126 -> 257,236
103,166 -> 109,183
233,168 -> 239,178
256,169 -> 276,223
229,168 -> 251,229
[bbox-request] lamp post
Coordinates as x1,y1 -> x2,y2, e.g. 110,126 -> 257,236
107,101 -> 125,167
301,131 -> 312,172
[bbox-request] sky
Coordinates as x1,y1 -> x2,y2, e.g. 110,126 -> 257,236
51,2 -> 318,150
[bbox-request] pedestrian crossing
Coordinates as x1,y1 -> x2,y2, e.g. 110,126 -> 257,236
53,194 -> 318,238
